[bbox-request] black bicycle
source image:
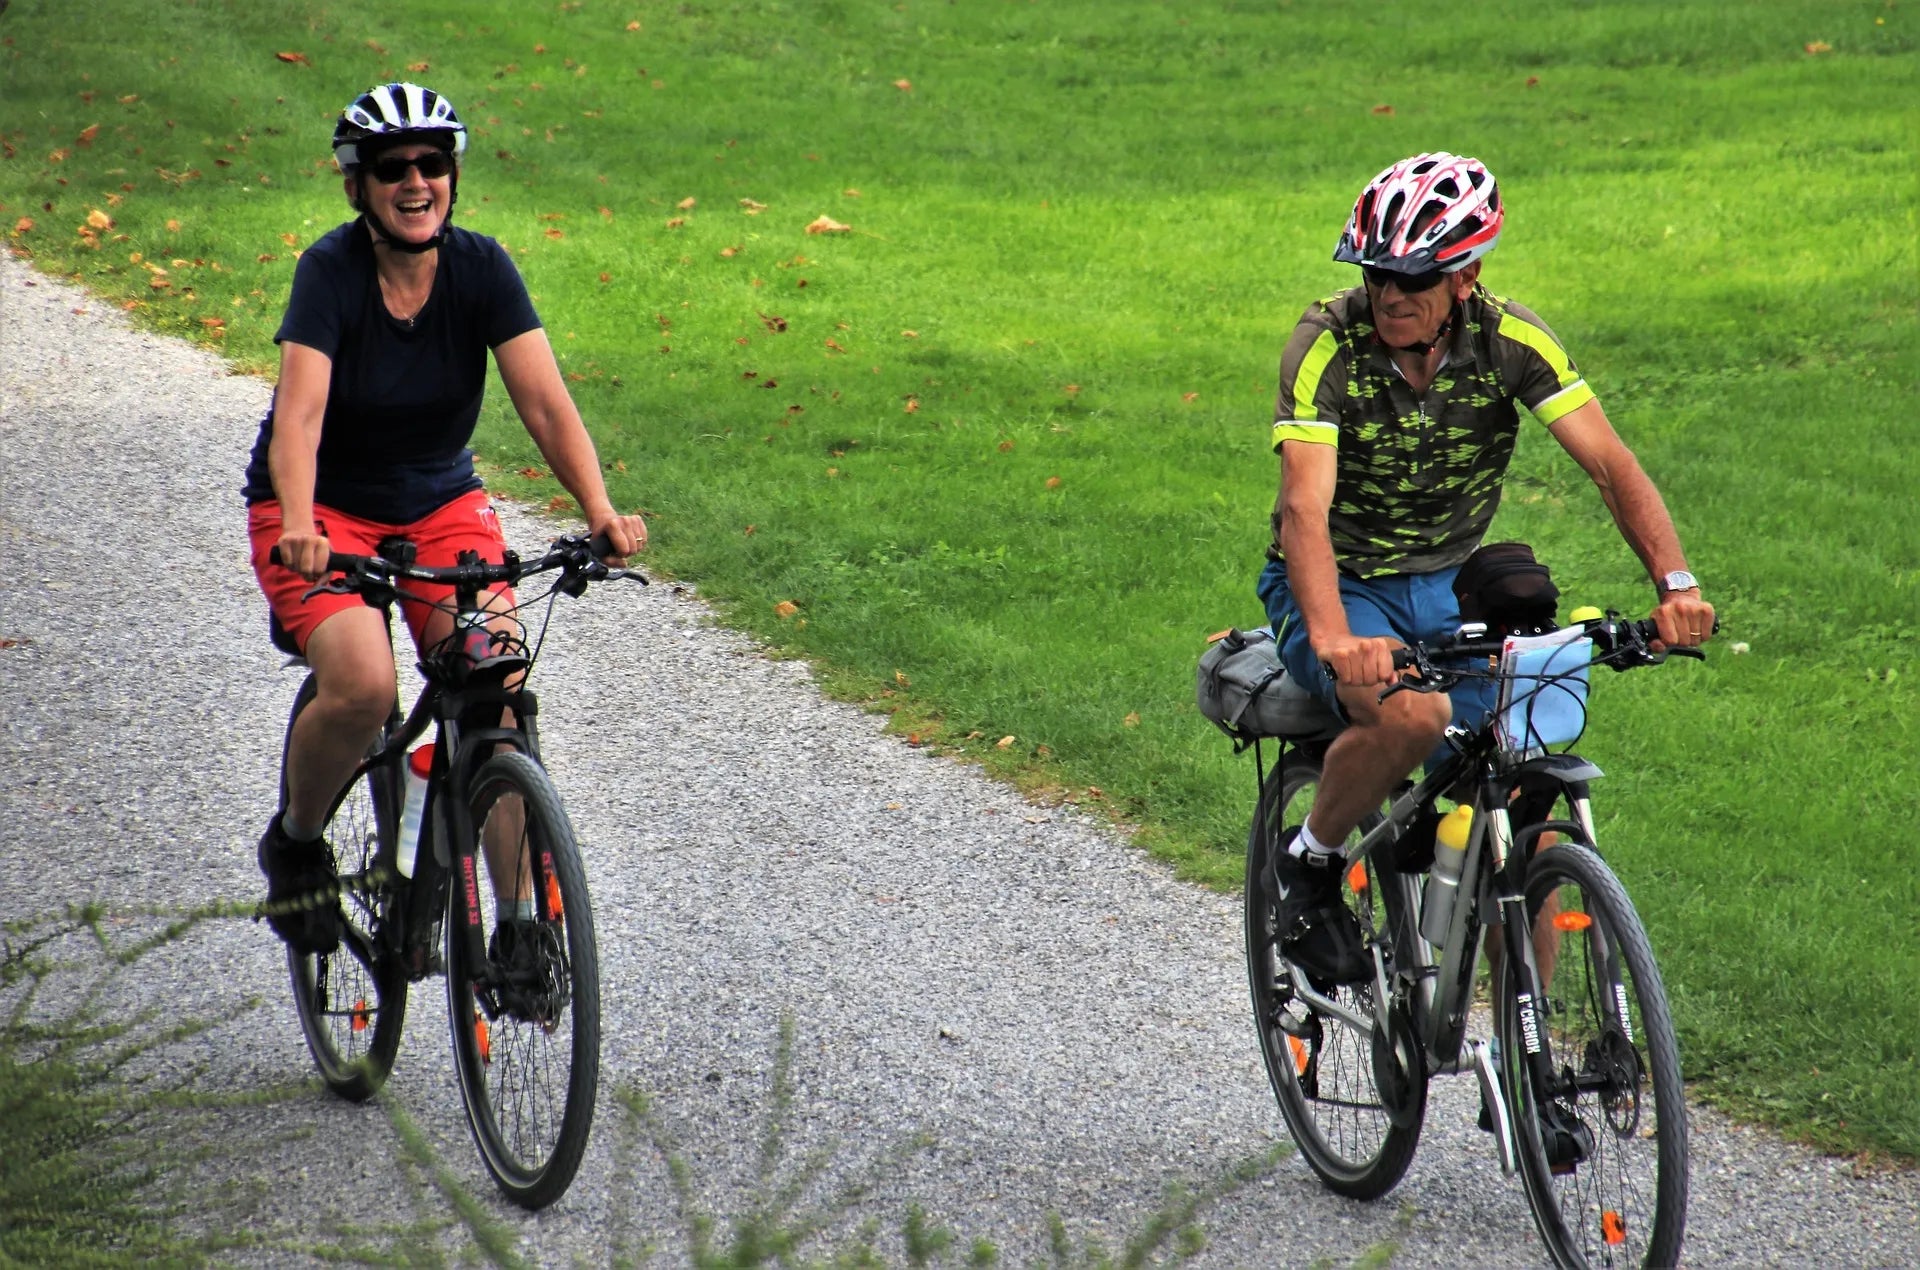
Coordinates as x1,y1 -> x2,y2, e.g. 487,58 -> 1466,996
269,532 -> 640,1209
1243,610 -> 1698,1268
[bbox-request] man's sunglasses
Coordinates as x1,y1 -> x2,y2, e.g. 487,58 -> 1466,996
1362,265 -> 1449,294
365,151 -> 455,184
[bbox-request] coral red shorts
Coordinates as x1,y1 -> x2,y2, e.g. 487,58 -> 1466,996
248,489 -> 516,655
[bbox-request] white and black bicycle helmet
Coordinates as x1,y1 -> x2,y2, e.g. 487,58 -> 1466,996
1333,151 -> 1504,276
332,82 -> 467,171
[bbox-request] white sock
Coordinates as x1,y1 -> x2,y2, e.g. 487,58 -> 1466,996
1295,821 -> 1338,860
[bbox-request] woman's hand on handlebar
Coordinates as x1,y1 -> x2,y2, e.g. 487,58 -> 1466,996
1314,632 -> 1405,687
273,530 -> 334,582
586,510 -> 648,565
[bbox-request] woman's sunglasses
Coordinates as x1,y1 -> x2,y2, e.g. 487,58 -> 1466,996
365,151 -> 455,184
1362,265 -> 1449,294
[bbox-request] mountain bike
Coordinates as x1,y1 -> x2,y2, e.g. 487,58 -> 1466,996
1243,611 -> 1701,1268
268,532 -> 641,1209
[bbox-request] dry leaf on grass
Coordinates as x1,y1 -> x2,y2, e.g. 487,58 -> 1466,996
805,215 -> 851,234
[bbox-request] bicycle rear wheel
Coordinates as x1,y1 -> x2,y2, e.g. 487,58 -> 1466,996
1496,842 -> 1687,1268
1245,753 -> 1423,1199
444,751 -> 601,1210
281,675 -> 409,1102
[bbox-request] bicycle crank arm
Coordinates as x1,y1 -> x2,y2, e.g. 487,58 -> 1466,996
1472,1039 -> 1518,1175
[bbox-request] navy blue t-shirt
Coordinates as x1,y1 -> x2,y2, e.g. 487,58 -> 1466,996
242,219 -> 542,523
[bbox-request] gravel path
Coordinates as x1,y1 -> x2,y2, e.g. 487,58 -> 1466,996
2,254 -> 1914,1267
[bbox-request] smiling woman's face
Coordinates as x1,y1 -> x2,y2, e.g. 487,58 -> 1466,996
350,141 -> 453,245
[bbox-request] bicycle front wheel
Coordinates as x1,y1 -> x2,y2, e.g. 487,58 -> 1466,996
444,751 -> 601,1210
1245,753 -> 1423,1199
282,675 -> 409,1102
1497,842 -> 1687,1268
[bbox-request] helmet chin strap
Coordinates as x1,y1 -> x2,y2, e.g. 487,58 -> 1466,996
355,178 -> 458,255
1386,302 -> 1458,355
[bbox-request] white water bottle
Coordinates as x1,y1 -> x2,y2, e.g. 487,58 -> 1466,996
396,743 -> 434,878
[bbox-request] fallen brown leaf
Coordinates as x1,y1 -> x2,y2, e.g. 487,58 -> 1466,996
774,600 -> 799,619
893,78 -> 912,91
676,196 -> 696,210
1123,712 -> 1140,727
11,217 -> 31,234
77,124 -> 100,147
1372,103 -> 1395,115
275,51 -> 310,65
805,214 -> 851,234
740,198 -> 767,214
995,736 -> 1015,749
1045,476 -> 1062,489
998,439 -> 1015,453
547,494 -> 575,512
1182,391 -> 1199,403
85,208 -> 112,230
1804,40 -> 1832,54
894,670 -> 910,687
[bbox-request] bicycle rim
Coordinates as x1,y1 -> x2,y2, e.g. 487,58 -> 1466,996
283,676 -> 408,1101
444,751 -> 601,1210
1245,757 -> 1422,1199
1499,843 -> 1688,1268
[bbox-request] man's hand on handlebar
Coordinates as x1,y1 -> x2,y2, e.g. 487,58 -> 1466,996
274,530 -> 335,583
586,511 -> 648,566
1649,590 -> 1715,651
1314,632 -> 1405,688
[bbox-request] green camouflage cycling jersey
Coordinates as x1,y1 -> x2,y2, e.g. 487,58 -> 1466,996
1268,284 -> 1596,579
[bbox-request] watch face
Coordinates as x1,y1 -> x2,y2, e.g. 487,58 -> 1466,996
1661,570 -> 1698,593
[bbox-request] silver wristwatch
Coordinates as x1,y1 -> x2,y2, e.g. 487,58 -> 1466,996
1656,569 -> 1699,595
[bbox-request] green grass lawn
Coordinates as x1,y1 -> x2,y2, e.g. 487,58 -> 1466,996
4,0 -> 1915,1160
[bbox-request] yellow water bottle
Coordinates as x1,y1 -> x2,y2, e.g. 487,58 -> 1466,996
1419,804 -> 1475,944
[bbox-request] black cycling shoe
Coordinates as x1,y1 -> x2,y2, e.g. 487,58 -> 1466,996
256,816 -> 342,956
1264,826 -> 1371,986
487,916 -> 570,1023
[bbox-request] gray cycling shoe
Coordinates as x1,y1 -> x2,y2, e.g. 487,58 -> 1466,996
256,817 -> 342,956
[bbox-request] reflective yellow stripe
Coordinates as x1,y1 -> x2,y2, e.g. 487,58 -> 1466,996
1289,328 -> 1341,419
1273,420 -> 1338,450
1498,311 -> 1581,389
1533,380 -> 1596,426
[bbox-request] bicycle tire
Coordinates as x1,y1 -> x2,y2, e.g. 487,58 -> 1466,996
1496,842 -> 1688,1269
1245,753 -> 1423,1199
444,751 -> 601,1210
281,674 -> 409,1102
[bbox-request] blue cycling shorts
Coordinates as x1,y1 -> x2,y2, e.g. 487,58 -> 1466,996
1256,558 -> 1495,768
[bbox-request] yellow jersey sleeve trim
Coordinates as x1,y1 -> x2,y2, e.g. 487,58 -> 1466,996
1533,380 -> 1596,426
1273,421 -> 1338,450
1288,328 -> 1342,417
1497,311 -> 1581,389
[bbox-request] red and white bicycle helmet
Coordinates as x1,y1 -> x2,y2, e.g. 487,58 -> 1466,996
331,82 -> 468,171
1333,152 -> 1503,275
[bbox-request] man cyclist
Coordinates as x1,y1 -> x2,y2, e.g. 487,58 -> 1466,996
1258,152 -> 1714,984
244,83 -> 646,954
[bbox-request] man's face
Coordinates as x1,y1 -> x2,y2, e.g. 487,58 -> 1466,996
1366,261 -> 1480,350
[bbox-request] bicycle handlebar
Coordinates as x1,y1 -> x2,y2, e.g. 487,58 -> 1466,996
1378,612 -> 1712,703
270,531 -> 647,593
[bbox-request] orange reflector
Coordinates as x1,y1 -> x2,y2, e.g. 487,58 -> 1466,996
1287,1033 -> 1309,1076
545,872 -> 564,920
1554,911 -> 1594,932
475,1011 -> 492,1065
350,999 -> 370,1033
1602,1210 -> 1626,1246
1346,862 -> 1368,892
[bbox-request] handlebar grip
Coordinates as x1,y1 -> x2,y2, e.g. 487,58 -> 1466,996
269,544 -> 362,575
1391,648 -> 1415,671
589,529 -> 616,558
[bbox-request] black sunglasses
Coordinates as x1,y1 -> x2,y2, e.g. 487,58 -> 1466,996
1362,265 -> 1449,294
366,151 -> 455,184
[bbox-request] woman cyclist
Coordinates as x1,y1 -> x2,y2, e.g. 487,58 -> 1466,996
244,82 -> 645,953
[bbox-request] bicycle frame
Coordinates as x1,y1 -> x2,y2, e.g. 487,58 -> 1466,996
1282,733 -> 1604,1081
353,580 -> 549,983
